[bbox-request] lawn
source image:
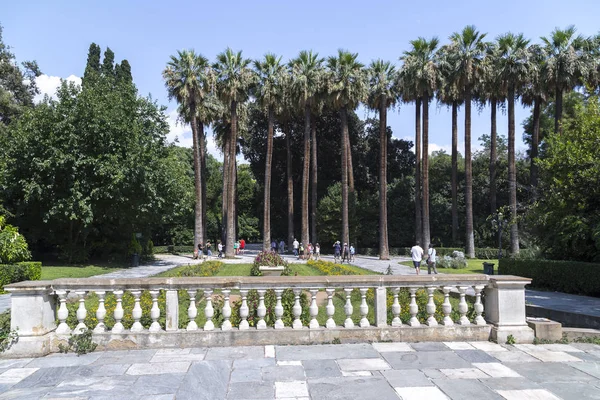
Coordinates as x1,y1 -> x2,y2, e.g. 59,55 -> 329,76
40,264 -> 128,280
399,259 -> 498,274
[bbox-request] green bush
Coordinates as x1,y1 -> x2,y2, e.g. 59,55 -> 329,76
230,289 -> 310,327
176,261 -> 223,277
154,245 -> 194,254
0,216 -> 31,264
0,310 -> 17,352
307,260 -> 357,275
251,251 -> 290,276
127,234 -> 142,256
499,258 -> 600,297
0,261 -> 42,292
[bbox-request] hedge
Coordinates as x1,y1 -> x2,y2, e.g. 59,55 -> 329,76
499,258 -> 600,297
357,247 -> 500,258
0,261 -> 42,293
154,245 -> 195,254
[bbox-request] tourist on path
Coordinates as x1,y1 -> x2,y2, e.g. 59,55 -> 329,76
218,241 -> 223,258
427,243 -> 438,274
206,241 -> 212,257
299,243 -> 304,260
239,238 -> 245,255
333,241 -> 341,262
271,240 -> 277,253
315,243 -> 320,260
234,240 -> 239,255
411,242 -> 424,275
279,239 -> 285,254
349,244 -> 355,262
342,243 -> 350,263
293,238 -> 299,257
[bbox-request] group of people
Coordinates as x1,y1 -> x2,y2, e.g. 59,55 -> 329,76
291,238 -> 321,260
410,242 -> 438,275
193,238 -> 247,260
271,239 -> 287,254
332,241 -> 355,263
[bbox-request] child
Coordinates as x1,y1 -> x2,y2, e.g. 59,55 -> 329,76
349,244 -> 355,262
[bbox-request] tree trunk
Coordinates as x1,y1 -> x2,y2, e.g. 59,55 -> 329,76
233,157 -> 238,243
199,122 -> 207,245
346,124 -> 356,245
378,96 -> 389,260
263,107 -> 274,251
191,112 -> 203,250
414,98 -> 422,244
530,97 -> 541,197
489,98 -> 497,215
226,101 -> 237,257
286,123 -> 294,252
310,117 -> 318,244
421,94 -> 431,251
465,92 -> 475,258
555,86 -> 563,134
340,107 -> 350,247
301,104 -> 310,248
346,133 -> 355,193
451,101 -> 459,245
221,126 -> 230,247
508,88 -> 520,255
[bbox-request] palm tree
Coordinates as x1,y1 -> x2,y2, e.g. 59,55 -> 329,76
290,50 -> 324,249
401,37 -> 439,250
366,60 -> 397,260
213,48 -> 254,257
327,50 -> 367,247
541,26 -> 592,134
162,50 -> 211,251
449,25 -> 487,258
497,32 -> 530,255
310,97 -> 325,245
254,54 -> 285,251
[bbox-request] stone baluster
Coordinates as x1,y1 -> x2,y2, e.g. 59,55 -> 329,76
257,290 -> 267,330
149,290 -> 161,332
94,291 -> 107,333
186,290 -> 198,331
131,290 -> 143,332
344,288 -> 354,328
359,288 -> 370,328
274,289 -> 284,329
74,291 -> 87,334
55,290 -> 71,334
222,290 -> 232,331
426,287 -> 438,326
326,288 -> 336,328
409,287 -> 420,327
204,289 -> 214,330
473,285 -> 486,325
442,286 -> 454,326
391,288 -> 402,327
292,289 -> 303,329
309,289 -> 319,329
112,290 -> 125,333
239,290 -> 249,330
458,286 -> 470,325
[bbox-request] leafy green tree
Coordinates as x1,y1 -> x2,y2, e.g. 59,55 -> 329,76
0,215 -> 31,263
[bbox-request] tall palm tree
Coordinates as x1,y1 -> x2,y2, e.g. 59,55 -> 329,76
401,37 -> 439,250
449,25 -> 487,258
213,48 -> 254,257
310,97 -> 325,245
163,50 -> 211,251
541,26 -> 592,134
366,60 -> 397,260
497,32 -> 530,255
327,50 -> 367,247
254,54 -> 285,251
290,50 -> 324,249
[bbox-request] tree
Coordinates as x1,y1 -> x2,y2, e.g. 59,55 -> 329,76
449,25 -> 488,258
326,50 -> 367,247
366,60 -> 397,259
213,48 -> 254,257
254,54 -> 285,250
163,49 -> 211,251
0,215 -> 31,263
290,50 -> 324,248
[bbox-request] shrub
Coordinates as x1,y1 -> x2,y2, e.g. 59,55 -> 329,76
176,261 -> 223,277
127,234 -> 142,256
0,311 -> 17,352
499,258 -> 600,297
0,216 -> 31,264
437,251 -> 467,269
154,245 -> 194,254
307,260 -> 356,275
251,251 -> 289,276
0,261 -> 42,292
230,289 -> 310,327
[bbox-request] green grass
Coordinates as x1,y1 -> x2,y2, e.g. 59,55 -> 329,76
40,264 -> 127,280
399,259 -> 498,274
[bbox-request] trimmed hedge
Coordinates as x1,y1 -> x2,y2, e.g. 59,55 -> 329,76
0,261 -> 42,292
499,258 -> 600,297
154,245 -> 195,254
357,247 -> 500,259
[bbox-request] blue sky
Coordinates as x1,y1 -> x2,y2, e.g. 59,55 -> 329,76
4,0 -> 599,159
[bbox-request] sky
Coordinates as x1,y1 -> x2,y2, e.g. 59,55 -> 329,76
3,0 -> 600,161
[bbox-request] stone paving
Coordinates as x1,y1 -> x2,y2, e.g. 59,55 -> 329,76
1,341 -> 600,399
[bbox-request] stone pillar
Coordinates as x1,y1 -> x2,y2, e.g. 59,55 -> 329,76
485,276 -> 534,343
9,288 -> 56,336
374,287 -> 387,327
165,290 -> 179,331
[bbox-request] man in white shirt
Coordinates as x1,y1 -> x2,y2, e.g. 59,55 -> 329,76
410,242 -> 424,275
293,238 -> 299,257
427,243 -> 438,274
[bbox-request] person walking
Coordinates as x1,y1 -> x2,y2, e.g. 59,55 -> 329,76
342,243 -> 349,263
206,241 -> 212,257
349,244 -> 355,262
271,240 -> 277,253
279,239 -> 285,254
333,241 -> 341,263
315,243 -> 320,260
299,243 -> 304,260
218,241 -> 223,258
239,238 -> 246,255
411,242 -> 424,275
233,240 -> 239,255
293,238 -> 299,257
307,243 -> 313,260
427,243 -> 438,274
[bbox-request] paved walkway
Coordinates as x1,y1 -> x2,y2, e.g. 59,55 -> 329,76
1,341 -> 600,399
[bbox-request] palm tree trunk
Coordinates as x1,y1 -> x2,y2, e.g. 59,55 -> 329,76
451,101 -> 459,245
379,96 -> 389,260
489,98 -> 497,214
222,127 -> 230,247
508,88 -> 519,255
421,94 -> 430,251
191,112 -> 203,250
340,107 -> 350,247
199,122 -> 207,246
263,107 -> 274,251
555,86 -> 563,134
346,134 -> 355,192
465,91 -> 475,258
301,104 -> 311,248
286,123 -> 294,252
226,101 -> 237,257
310,117 -> 318,244
346,125 -> 356,245
233,158 -> 238,243
530,97 -> 541,198
414,98 -> 422,244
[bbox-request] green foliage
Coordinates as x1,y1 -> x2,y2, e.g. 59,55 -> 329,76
58,329 -> 98,355
176,261 -> 223,277
437,252 -> 467,269
506,334 -> 516,345
0,311 -> 17,353
307,260 -> 357,275
499,258 -> 600,297
0,216 -> 31,264
251,251 -> 289,276
230,289 -> 310,328
0,261 -> 42,292
127,234 -> 142,256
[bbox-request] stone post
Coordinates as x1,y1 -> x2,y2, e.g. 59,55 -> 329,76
485,276 -> 534,343
374,287 -> 387,327
8,286 -> 56,336
165,290 -> 179,331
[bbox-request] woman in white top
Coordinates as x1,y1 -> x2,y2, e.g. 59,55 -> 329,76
427,243 -> 438,274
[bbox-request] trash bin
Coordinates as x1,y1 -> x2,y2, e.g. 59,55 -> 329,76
131,253 -> 140,268
483,262 -> 495,275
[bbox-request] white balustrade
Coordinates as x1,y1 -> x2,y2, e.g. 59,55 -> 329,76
130,290 -> 143,332
458,286 -> 470,325
187,290 -> 198,331
409,287 -> 420,327
292,289 -> 302,329
391,288 -> 401,327
149,290 -> 161,332
94,291 -> 107,333
344,288 -> 354,328
112,290 -> 124,333
239,290 -> 249,330
256,290 -> 267,329
473,285 -> 486,325
55,290 -> 70,334
326,288 -> 336,328
204,290 -> 214,330
222,290 -> 232,331
274,289 -> 284,329
442,286 -> 454,326
426,287 -> 438,326
359,288 -> 369,328
309,289 -> 319,329
74,291 -> 87,334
